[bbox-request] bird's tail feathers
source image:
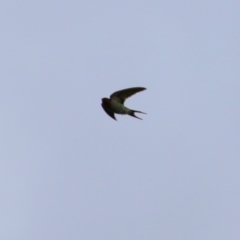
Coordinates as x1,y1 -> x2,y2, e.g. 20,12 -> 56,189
128,110 -> 146,120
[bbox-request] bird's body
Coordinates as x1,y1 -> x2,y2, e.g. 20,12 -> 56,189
101,87 -> 146,120
102,98 -> 130,114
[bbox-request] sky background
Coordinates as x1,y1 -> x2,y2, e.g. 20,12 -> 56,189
1,1 -> 240,239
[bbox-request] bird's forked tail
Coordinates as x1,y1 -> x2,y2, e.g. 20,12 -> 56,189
128,110 -> 146,120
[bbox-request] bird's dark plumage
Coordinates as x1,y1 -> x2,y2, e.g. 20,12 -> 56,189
101,87 -> 146,121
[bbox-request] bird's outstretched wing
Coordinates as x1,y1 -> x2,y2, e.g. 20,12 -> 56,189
101,103 -> 117,120
110,87 -> 146,104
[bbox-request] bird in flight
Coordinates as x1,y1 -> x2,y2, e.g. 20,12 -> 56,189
101,87 -> 146,121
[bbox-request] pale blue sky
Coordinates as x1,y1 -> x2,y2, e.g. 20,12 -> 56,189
1,1 -> 240,239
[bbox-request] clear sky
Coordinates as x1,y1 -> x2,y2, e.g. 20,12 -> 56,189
1,1 -> 240,239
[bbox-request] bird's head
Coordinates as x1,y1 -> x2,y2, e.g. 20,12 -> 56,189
102,98 -> 110,103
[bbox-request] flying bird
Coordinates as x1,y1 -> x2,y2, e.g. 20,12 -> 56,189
101,87 -> 146,120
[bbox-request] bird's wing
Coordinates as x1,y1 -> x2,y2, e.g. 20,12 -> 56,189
101,103 -> 117,120
110,87 -> 146,104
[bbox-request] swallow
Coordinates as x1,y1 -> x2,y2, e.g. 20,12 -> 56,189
101,87 -> 146,120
